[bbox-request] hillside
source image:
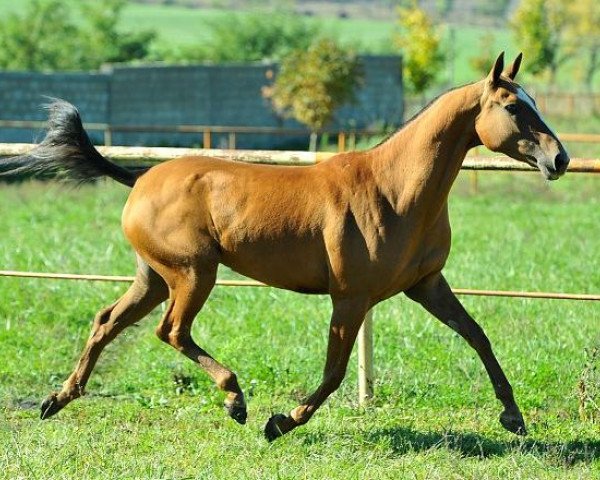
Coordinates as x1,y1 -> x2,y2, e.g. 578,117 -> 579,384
131,0 -> 520,25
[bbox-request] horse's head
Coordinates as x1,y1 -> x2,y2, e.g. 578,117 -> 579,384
475,52 -> 570,180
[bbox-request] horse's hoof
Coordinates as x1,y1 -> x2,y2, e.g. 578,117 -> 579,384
499,410 -> 527,436
264,413 -> 289,442
40,394 -> 62,420
225,403 -> 247,425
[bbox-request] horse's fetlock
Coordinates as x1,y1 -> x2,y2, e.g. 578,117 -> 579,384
290,406 -> 313,425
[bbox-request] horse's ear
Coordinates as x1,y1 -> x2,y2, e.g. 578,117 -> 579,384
486,51 -> 504,88
504,52 -> 523,80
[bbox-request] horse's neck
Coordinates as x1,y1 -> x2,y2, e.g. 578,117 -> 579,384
370,82 -> 483,215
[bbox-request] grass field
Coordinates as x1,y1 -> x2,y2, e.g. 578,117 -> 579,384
0,170 -> 599,479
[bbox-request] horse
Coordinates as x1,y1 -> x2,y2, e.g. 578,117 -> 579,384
1,52 -> 569,441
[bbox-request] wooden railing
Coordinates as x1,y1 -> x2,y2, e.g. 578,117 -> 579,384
2,119 -> 600,152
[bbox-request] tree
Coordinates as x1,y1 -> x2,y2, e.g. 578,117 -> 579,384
510,0 -> 573,84
151,11 -> 319,65
81,0 -> 156,68
0,0 -> 155,71
263,39 -> 363,151
469,33 -> 497,77
568,0 -> 600,89
0,0 -> 81,71
394,2 -> 445,97
203,12 -> 319,63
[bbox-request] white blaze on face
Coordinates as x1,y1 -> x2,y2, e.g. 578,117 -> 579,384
516,87 -> 558,138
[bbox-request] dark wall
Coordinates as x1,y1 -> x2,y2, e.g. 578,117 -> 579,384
0,56 -> 403,149
0,71 -> 110,145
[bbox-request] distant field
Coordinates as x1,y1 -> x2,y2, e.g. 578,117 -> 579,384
1,171 -> 599,478
0,0 -> 511,85
2,0 -> 598,90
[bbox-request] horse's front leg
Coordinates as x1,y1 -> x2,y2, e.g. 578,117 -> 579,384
264,297 -> 368,441
405,272 -> 527,435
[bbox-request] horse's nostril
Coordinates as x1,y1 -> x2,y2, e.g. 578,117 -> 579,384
554,153 -> 568,172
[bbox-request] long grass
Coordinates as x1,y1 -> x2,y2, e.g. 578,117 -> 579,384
0,170 -> 599,478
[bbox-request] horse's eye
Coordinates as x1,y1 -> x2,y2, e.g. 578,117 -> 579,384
505,104 -> 518,115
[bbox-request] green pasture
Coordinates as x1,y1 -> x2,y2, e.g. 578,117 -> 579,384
0,171 -> 599,479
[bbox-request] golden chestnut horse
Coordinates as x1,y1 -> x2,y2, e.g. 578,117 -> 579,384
2,53 -> 569,441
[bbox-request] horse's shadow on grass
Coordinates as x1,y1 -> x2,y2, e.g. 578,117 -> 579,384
366,427 -> 600,466
304,427 -> 600,466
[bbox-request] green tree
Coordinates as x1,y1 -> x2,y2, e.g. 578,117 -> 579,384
81,0 -> 156,68
263,39 -> 363,151
0,0 -> 155,71
151,11 -> 318,65
469,33 -> 497,77
510,0 -> 573,84
209,12 -> 319,62
0,0 -> 80,71
394,2 -> 445,96
568,0 -> 600,89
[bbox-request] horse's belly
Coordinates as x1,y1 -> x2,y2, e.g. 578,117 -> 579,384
220,240 -> 330,294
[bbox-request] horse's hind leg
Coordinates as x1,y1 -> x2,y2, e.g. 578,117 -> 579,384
405,272 -> 526,435
40,257 -> 168,419
155,262 -> 247,424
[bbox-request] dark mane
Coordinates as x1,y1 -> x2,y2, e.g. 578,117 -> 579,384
371,82 -> 476,150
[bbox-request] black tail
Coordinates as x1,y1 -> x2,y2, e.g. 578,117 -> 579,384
0,99 -> 143,187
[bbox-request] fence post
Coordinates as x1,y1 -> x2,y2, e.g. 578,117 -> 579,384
338,132 -> 346,152
228,132 -> 236,150
469,147 -> 480,194
470,171 -> 479,194
103,127 -> 112,146
203,128 -> 211,149
349,132 -> 356,151
358,309 -> 374,404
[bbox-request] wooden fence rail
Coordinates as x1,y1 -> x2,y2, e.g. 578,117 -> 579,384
1,143 -> 599,404
2,119 -> 600,150
2,143 -> 600,173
